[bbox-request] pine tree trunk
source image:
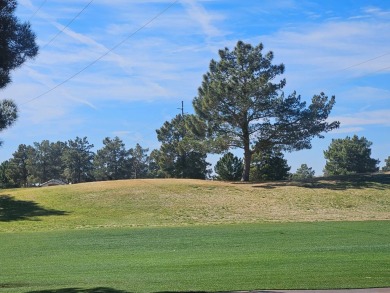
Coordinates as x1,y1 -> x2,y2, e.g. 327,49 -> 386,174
241,142 -> 252,182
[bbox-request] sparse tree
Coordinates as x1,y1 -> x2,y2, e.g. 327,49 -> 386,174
192,41 -> 339,181
292,163 -> 315,180
324,135 -> 379,175
214,152 -> 243,181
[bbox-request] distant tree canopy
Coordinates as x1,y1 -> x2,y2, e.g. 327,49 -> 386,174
192,41 -> 339,181
0,0 -> 38,143
292,163 -> 315,180
214,152 -> 243,181
0,137 -> 154,187
323,135 -> 379,176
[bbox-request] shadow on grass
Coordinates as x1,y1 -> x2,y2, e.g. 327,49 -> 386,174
155,291 -> 285,293
0,195 -> 68,222
26,288 -> 131,293
26,288 -> 285,293
251,173 -> 390,190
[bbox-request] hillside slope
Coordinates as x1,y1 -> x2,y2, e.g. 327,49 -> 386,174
1,176 -> 389,232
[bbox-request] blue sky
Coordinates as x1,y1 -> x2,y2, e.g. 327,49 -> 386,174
1,0 -> 390,175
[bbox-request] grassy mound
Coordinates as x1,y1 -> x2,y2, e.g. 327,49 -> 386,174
1,175 -> 389,232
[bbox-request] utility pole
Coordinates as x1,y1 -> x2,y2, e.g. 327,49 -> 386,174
177,100 -> 185,178
177,101 -> 184,117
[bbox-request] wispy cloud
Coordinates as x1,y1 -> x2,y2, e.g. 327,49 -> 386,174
247,18 -> 390,99
330,127 -> 365,134
331,110 -> 390,128
363,6 -> 390,18
341,86 -> 390,101
181,0 -> 224,39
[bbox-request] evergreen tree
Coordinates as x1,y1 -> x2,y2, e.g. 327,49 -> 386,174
62,137 -> 94,183
0,160 -> 14,188
0,0 -> 38,143
0,100 -> 18,146
7,144 -> 33,187
292,163 -> 315,180
382,156 -> 390,172
94,137 -> 131,181
0,0 -> 38,88
147,149 -> 165,178
27,140 -> 67,183
192,41 -> 339,181
156,114 -> 210,179
129,143 -> 149,179
214,152 -> 243,181
324,135 -> 379,175
250,147 -> 290,181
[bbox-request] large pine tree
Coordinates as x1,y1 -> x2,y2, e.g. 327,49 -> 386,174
193,41 -> 339,181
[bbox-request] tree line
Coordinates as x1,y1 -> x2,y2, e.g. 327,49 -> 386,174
0,137 -> 139,187
0,131 -> 210,188
1,129 -> 387,188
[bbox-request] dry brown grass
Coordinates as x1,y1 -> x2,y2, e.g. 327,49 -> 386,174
1,176 -> 389,232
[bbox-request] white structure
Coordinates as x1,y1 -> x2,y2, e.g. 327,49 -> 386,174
40,179 -> 66,187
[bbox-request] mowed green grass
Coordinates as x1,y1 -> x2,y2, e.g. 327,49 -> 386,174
1,221 -> 389,292
1,176 -> 390,292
